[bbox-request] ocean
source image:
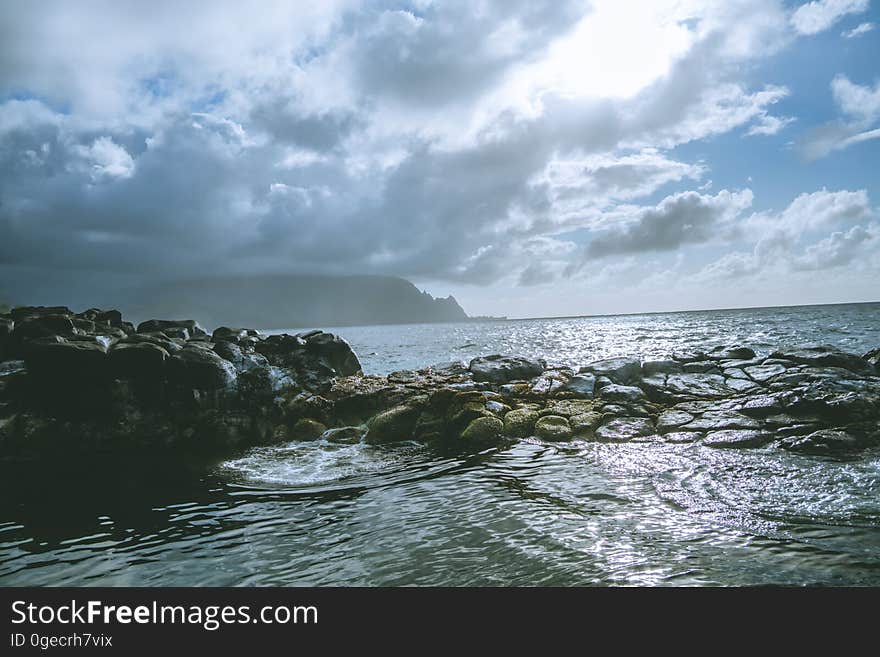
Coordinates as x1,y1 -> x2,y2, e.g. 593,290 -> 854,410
2,302 -> 880,586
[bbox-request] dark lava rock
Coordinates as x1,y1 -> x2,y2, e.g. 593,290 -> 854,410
560,373 -> 597,398
212,326 -> 262,344
598,383 -> 646,403
365,403 -> 423,444
137,319 -> 208,339
769,345 -> 869,373
168,346 -> 237,390
865,347 -> 880,370
24,337 -> 109,380
469,355 -> 545,383
108,341 -> 170,380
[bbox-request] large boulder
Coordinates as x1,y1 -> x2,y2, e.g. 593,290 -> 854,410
0,317 -> 12,360
503,408 -> 539,437
864,347 -> 880,370
460,416 -> 504,444
23,337 -> 110,381
12,314 -> 76,341
168,346 -> 237,390
108,341 -> 170,380
469,355 -> 545,383
365,403 -> 422,444
10,306 -> 72,321
534,415 -> 573,441
256,331 -> 361,391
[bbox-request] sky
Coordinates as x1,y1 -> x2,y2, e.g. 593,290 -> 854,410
1,0 -> 878,319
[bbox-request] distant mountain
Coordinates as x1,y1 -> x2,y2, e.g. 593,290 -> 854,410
127,274 -> 469,329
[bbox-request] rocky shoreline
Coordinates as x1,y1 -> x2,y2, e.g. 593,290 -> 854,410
1,305 -> 879,463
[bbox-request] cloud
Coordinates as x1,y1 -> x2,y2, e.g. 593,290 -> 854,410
790,0 -> 869,36
697,188 -> 876,280
842,21 -> 876,37
582,188 -> 753,259
2,0 -> 869,313
798,75 -> 880,159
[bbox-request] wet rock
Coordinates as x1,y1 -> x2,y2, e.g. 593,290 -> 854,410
642,359 -> 682,376
703,429 -> 772,449
769,345 -> 869,373
108,341 -> 169,380
213,341 -> 269,373
708,346 -> 756,361
365,403 -> 422,444
598,383 -> 646,403
595,417 -> 653,442
683,410 -> 760,431
13,314 -> 76,341
168,346 -> 237,390
469,355 -> 545,383
744,363 -> 787,382
569,411 -> 603,435
534,415 -> 572,441
291,418 -> 327,441
864,347 -> 880,370
580,357 -> 641,385
460,416 -> 504,444
682,361 -> 722,374
137,319 -> 208,339
560,373 -> 597,398
663,373 -> 733,400
321,427 -> 366,445
24,337 -> 109,381
502,408 -> 539,437
212,326 -> 262,344
664,431 -> 702,443
778,429 -> 860,454
725,378 -> 761,393
656,410 -> 695,433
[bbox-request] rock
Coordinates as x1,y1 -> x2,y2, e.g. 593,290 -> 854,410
0,318 -> 12,359
365,404 -> 422,444
642,359 -> 682,376
502,408 -> 539,437
213,341 -> 269,373
24,337 -> 109,381
595,417 -> 653,442
708,346 -> 756,361
303,331 -> 362,377
137,319 -> 208,339
579,357 -> 641,384
212,326 -> 262,343
534,415 -> 572,441
769,346 -> 869,373
168,346 -> 237,390
778,429 -> 861,454
744,363 -> 786,382
725,378 -> 761,393
543,399 -> 594,417
569,411 -> 603,435
560,373 -> 597,398
682,361 -> 721,374
291,418 -> 327,441
663,431 -> 702,443
703,429 -> 772,449
663,373 -> 733,400
460,416 -> 504,444
469,355 -> 545,383
863,347 -> 880,369
108,341 -> 169,380
598,383 -> 646,403
13,314 -> 76,341
683,410 -> 760,431
656,410 -> 695,433
322,426 -> 366,444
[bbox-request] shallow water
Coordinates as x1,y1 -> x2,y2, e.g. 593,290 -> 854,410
2,302 -> 880,586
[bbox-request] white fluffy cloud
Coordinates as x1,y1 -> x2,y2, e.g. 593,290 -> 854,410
790,0 -> 869,35
799,76 -> 880,160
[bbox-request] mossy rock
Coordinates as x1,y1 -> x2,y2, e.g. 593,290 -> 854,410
503,408 -> 539,437
460,416 -> 504,444
292,418 -> 327,441
534,415 -> 573,441
365,404 -> 422,444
